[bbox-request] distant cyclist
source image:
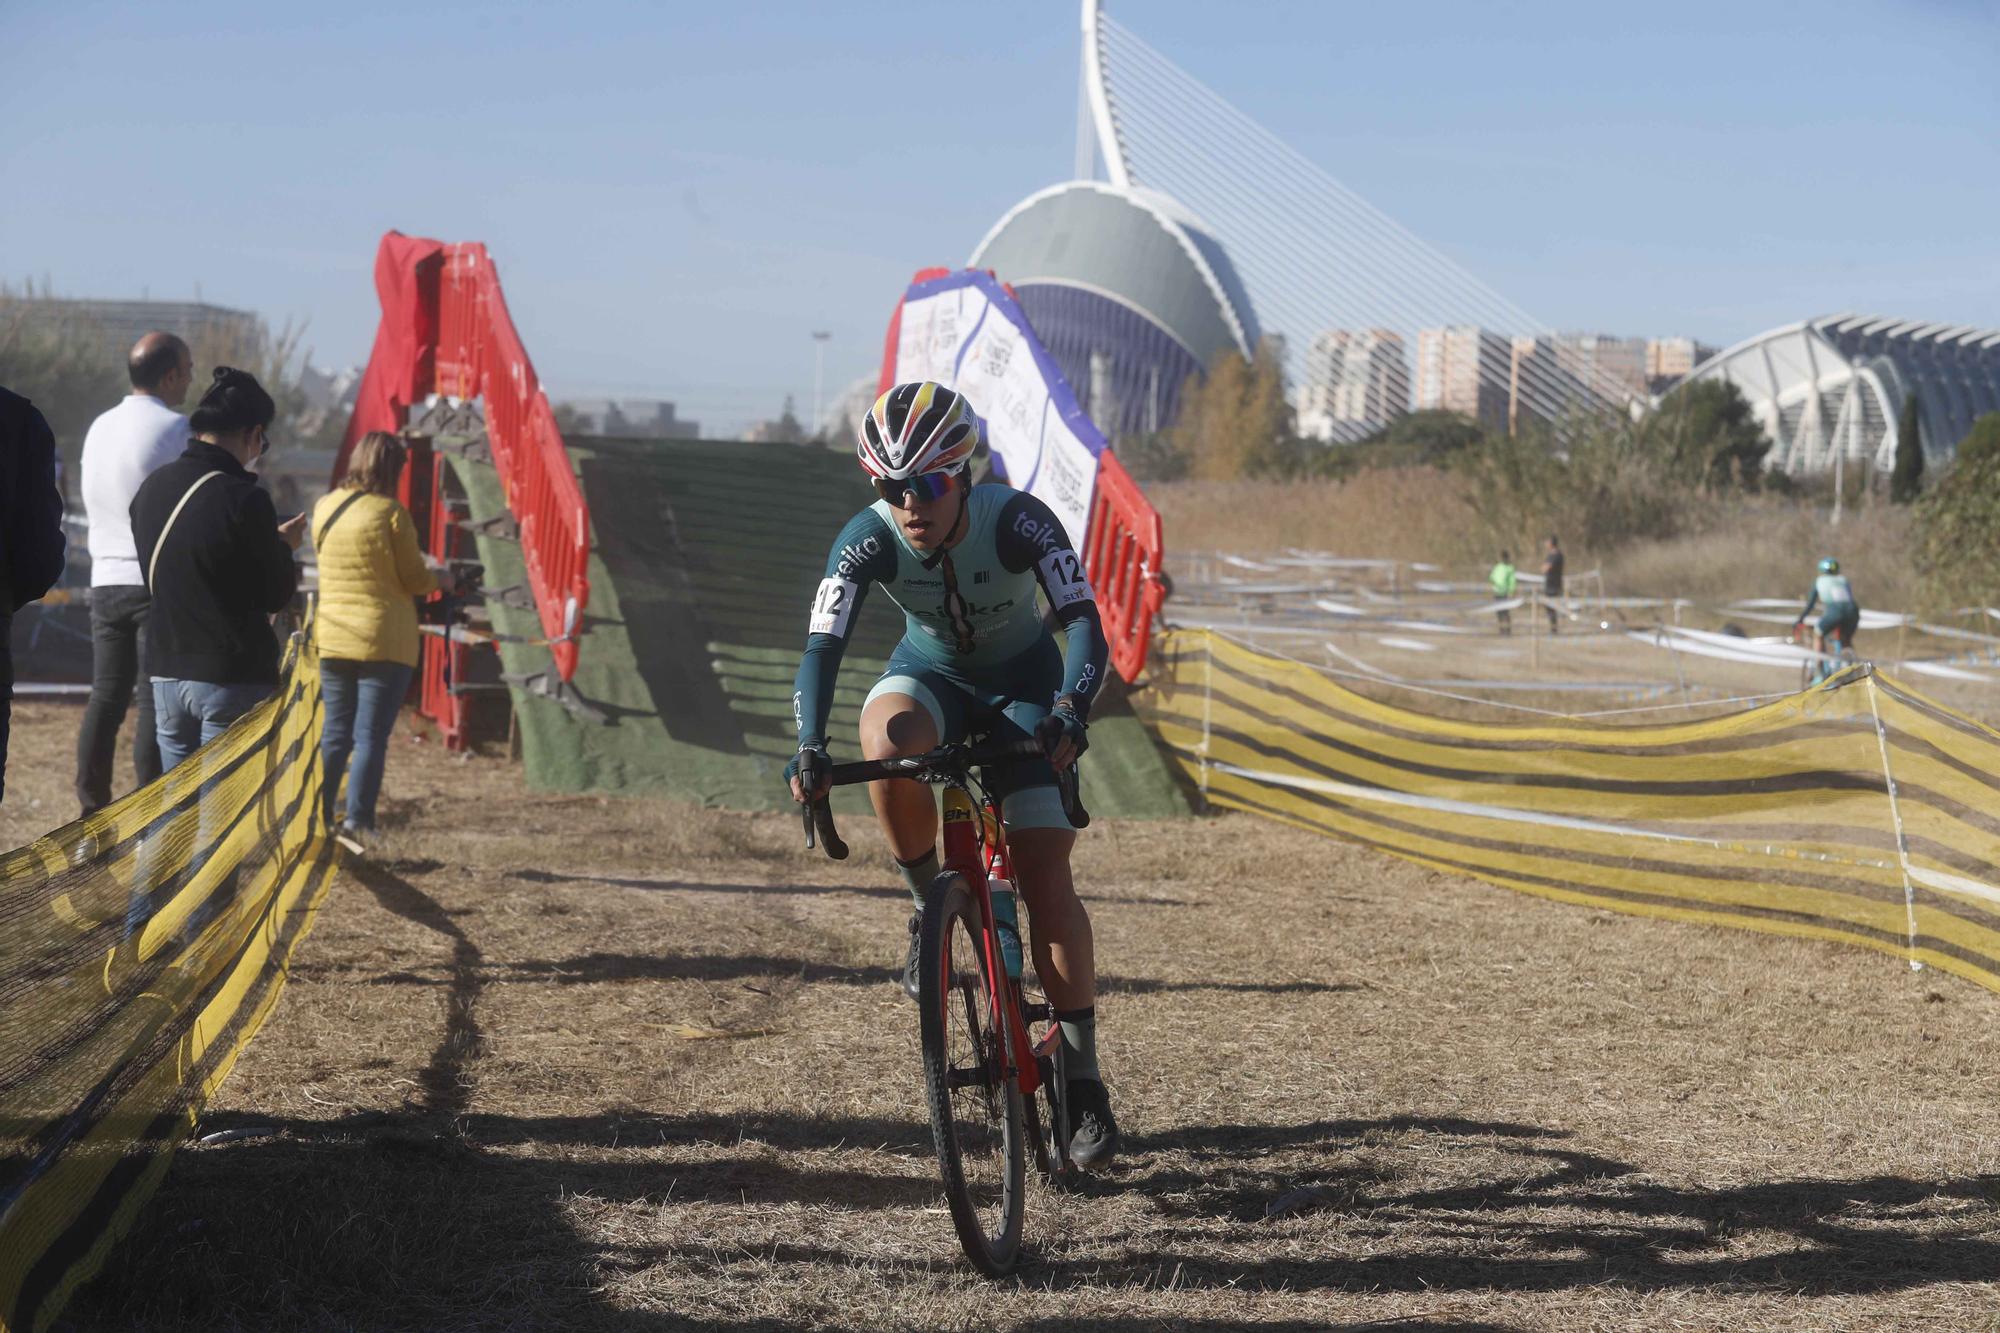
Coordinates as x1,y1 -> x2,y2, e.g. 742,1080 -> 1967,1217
1794,557 -> 1860,665
1488,550 -> 1517,636
1541,534 -> 1565,635
786,381 -> 1120,1169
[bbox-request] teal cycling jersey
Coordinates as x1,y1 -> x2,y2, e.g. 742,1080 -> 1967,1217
792,483 -> 1107,750
1801,573 -> 1857,617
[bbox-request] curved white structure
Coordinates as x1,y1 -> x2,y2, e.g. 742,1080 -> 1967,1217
970,180 -> 1257,364
969,180 -> 1259,438
1682,315 -> 2000,474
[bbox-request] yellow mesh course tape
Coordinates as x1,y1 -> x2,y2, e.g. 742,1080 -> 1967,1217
1134,629 -> 2000,992
0,633 -> 337,1333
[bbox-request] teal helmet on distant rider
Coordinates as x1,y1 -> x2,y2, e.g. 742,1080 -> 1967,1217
1818,557 -> 1840,575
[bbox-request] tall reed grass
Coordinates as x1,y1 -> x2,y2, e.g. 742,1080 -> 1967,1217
1153,471 -> 1920,608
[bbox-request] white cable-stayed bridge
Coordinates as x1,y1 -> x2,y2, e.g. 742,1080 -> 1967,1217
1070,0 -> 1644,438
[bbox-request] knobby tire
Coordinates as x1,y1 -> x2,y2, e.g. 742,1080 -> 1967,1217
918,871 -> 1027,1276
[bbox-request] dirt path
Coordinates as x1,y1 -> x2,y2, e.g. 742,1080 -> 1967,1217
3,702 -> 1995,1331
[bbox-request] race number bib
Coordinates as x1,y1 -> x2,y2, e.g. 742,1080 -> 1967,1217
809,577 -> 859,636
1036,549 -> 1094,609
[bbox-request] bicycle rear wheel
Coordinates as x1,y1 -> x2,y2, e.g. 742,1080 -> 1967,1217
918,871 -> 1027,1276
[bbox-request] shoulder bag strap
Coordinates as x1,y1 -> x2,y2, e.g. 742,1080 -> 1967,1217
147,470 -> 226,591
313,489 -> 370,552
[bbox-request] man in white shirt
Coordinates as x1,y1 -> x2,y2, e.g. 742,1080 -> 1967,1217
76,332 -> 192,815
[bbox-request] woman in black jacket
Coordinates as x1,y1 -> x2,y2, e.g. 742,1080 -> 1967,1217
129,368 -> 305,771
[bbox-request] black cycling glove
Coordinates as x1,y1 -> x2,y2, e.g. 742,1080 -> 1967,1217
1035,701 -> 1088,763
786,743 -> 831,801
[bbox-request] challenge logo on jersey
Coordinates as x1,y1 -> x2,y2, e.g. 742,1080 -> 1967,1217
809,577 -> 860,637
1036,549 -> 1094,609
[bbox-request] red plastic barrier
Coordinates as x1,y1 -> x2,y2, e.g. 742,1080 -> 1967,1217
430,243 -> 591,683
336,233 -> 444,467
1083,449 -> 1166,684
396,439 -> 472,748
337,233 -> 591,748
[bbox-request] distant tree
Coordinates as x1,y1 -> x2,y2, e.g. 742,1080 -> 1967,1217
1113,432 -> 1189,482
1169,338 -> 1293,481
1354,410 -> 1485,465
1913,412 -> 2000,612
811,407 -> 854,449
772,395 -> 806,445
551,401 -> 589,436
0,290 -> 129,492
1645,378 -> 1771,490
1891,391 -> 1924,503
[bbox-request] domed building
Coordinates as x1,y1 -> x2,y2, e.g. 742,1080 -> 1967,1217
968,180 -> 1259,438
1682,314 -> 2000,474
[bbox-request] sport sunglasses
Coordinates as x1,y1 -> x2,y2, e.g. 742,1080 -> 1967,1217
872,471 -> 957,507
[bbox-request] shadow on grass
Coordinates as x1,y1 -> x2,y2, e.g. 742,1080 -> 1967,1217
58,859 -> 2000,1328
341,855 -> 483,1120
1049,1114 -> 2000,1297
1020,1322 -> 1519,1333
66,1088 -> 2000,1329
504,866 -> 1199,909
334,946 -> 1360,998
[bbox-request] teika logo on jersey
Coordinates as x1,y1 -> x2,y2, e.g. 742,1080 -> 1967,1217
1011,509 -> 1064,554
834,534 -> 881,580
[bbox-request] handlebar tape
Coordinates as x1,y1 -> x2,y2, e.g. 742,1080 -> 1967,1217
800,798 -> 849,860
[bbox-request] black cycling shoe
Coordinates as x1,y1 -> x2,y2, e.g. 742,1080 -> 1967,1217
901,913 -> 923,1002
1066,1078 -> 1120,1170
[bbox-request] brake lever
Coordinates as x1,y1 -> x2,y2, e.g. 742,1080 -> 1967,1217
810,797 -> 849,860
1058,765 -> 1091,830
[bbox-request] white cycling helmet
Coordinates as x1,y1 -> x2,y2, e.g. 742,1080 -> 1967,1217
858,381 -> 980,487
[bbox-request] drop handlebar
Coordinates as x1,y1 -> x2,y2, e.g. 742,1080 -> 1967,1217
800,738 -> 1090,860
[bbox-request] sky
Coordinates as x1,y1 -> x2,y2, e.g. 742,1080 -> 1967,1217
3,0 -> 1995,437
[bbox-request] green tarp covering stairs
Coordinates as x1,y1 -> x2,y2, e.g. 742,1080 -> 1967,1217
447,435 -> 1187,819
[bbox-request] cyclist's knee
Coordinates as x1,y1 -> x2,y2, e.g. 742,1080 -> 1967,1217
859,693 -> 938,760
1011,827 -> 1079,899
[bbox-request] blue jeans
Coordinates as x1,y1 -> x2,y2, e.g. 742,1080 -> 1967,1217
132,676 -> 271,938
320,658 -> 413,830
153,678 -> 273,773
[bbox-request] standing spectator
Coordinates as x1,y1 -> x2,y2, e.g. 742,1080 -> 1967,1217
1488,550 -> 1517,636
1541,534 -> 1565,635
1,386 -> 69,806
130,368 -> 305,771
75,332 -> 193,814
312,431 -> 454,837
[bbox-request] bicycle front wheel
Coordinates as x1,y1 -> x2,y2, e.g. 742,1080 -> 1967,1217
918,871 -> 1027,1276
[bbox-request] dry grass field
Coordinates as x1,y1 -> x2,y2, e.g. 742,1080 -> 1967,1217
1152,475 -> 1923,611
7,700 -> 2000,1332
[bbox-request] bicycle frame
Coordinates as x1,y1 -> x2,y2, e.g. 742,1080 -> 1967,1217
804,736 -> 1085,1178
1795,620 -> 1858,687
938,783 -> 1046,1100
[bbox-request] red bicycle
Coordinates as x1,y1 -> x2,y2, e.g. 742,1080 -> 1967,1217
1792,620 -> 1857,690
802,736 -> 1087,1276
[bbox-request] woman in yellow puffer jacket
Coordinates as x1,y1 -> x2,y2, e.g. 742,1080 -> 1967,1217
311,431 -> 456,837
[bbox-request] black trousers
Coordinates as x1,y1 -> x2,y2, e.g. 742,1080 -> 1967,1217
75,584 -> 161,814
0,609 -> 11,807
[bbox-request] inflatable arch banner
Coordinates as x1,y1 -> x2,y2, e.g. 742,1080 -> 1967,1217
880,268 -> 1105,548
